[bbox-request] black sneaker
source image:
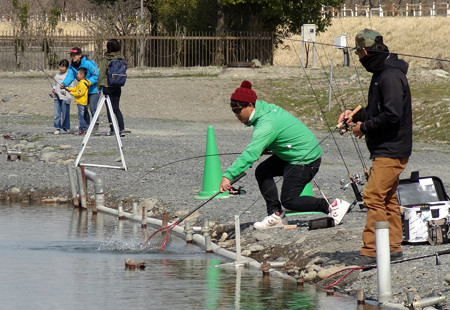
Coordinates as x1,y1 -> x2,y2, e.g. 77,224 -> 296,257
390,251 -> 403,261
119,130 -> 125,137
348,255 -> 376,267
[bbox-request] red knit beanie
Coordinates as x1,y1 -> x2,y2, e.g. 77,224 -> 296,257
230,80 -> 257,104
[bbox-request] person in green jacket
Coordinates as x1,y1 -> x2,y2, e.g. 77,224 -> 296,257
219,80 -> 350,230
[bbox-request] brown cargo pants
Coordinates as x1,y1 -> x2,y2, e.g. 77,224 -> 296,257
360,157 -> 409,257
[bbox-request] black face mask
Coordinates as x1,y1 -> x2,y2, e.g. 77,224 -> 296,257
359,51 -> 389,73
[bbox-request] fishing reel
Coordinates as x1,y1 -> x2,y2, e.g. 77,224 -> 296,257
338,123 -> 352,135
229,185 -> 246,195
340,173 -> 365,190
341,173 -> 365,207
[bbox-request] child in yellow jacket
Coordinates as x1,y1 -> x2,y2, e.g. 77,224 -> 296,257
66,67 -> 91,135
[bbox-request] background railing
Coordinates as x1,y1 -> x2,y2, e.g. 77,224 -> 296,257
2,2 -> 449,23
0,31 -> 274,70
322,1 -> 450,17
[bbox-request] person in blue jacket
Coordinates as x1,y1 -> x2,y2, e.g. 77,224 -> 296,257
60,47 -> 100,133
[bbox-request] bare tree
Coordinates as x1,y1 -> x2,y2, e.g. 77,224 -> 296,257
83,0 -> 148,66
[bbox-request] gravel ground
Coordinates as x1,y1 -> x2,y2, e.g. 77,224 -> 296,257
1,67 -> 449,308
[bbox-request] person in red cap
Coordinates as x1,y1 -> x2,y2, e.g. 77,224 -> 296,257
60,47 -> 100,134
219,80 -> 350,229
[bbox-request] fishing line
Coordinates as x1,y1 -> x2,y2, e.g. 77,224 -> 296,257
141,172 -> 247,250
227,37 -> 371,227
231,127 -> 340,223
20,37 -> 61,89
287,37 -> 364,201
317,247 -> 450,289
100,152 -> 242,202
290,38 -> 450,63
312,36 -> 370,179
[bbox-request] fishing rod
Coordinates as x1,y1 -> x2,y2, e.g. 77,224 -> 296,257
314,38 -> 371,183
319,248 -> 450,289
141,172 -> 247,250
143,121 -> 352,249
102,152 -> 243,201
288,37 -> 365,203
312,34 -> 372,181
335,105 -> 365,202
20,38 -> 61,88
20,39 -> 69,102
234,124 -> 344,221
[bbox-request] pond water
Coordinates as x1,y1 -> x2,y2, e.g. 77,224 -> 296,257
0,204 -> 376,310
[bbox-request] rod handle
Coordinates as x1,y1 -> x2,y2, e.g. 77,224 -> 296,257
336,105 -> 363,129
437,248 -> 450,256
178,172 -> 247,224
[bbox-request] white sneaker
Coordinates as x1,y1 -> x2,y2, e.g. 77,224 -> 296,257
253,212 -> 288,230
53,129 -> 60,135
329,199 -> 351,225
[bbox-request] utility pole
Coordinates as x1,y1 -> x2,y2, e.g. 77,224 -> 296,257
139,0 -> 144,67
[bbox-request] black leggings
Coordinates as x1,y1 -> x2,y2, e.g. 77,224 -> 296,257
103,86 -> 124,132
255,155 -> 329,215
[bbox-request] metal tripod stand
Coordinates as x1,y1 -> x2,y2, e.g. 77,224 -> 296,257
74,94 -> 127,170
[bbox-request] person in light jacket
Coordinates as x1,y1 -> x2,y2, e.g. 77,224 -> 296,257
52,59 -> 72,134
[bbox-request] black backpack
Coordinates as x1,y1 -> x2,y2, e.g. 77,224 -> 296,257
107,58 -> 127,87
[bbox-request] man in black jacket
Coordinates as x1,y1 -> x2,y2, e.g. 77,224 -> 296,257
339,29 -> 412,266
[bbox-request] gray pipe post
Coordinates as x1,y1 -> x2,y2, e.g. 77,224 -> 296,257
141,205 -> 147,228
184,221 -> 193,244
205,235 -> 213,253
375,221 -> 392,304
162,213 -> 169,227
83,169 -> 105,213
67,165 -> 79,207
202,220 -> 212,253
132,202 -> 138,215
75,166 -> 87,209
202,220 -> 210,237
118,202 -> 124,220
235,215 -> 243,265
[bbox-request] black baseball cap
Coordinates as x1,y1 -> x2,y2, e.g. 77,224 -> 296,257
69,47 -> 82,55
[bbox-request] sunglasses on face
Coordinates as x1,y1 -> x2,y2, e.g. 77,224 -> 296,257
232,106 -> 244,114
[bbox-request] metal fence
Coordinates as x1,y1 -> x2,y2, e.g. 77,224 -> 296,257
322,1 -> 450,17
0,30 -> 274,71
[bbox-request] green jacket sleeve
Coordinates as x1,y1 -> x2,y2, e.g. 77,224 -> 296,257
223,120 -> 276,180
98,57 -> 108,89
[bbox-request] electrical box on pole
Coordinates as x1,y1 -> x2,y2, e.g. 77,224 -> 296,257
334,34 -> 350,67
301,24 -> 316,68
302,24 -> 316,42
